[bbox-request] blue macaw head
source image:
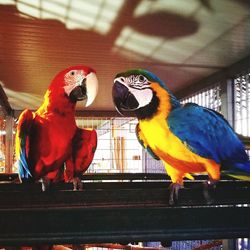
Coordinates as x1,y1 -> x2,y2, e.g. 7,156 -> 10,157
112,69 -> 180,119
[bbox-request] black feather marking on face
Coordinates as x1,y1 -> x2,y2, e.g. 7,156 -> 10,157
135,91 -> 159,120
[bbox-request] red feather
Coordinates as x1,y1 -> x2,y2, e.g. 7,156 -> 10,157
15,66 -> 98,186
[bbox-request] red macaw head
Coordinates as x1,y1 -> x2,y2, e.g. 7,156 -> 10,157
49,65 -> 98,107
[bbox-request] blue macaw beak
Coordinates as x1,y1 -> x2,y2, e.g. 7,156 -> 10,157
112,81 -> 139,115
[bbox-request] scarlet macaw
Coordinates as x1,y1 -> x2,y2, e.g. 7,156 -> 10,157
112,69 -> 250,204
15,65 -> 98,190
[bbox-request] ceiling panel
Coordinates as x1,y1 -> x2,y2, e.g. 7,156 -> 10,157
0,0 -> 250,112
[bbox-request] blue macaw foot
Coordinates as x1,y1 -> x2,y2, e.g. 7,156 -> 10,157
161,241 -> 173,248
73,176 -> 83,191
169,183 -> 183,205
203,179 -> 217,204
41,177 -> 51,192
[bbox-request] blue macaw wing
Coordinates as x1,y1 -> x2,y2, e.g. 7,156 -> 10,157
135,124 -> 160,160
167,103 -> 249,166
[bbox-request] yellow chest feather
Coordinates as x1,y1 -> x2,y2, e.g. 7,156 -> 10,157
139,117 -> 206,165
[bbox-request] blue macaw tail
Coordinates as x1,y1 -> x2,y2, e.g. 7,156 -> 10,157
222,161 -> 250,181
233,161 -> 250,173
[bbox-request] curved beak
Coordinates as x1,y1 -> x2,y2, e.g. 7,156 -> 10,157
68,72 -> 98,106
69,79 -> 87,102
112,81 -> 139,115
85,72 -> 98,107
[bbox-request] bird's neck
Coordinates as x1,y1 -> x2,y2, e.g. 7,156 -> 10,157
137,83 -> 179,121
36,90 -> 76,118
135,92 -> 160,120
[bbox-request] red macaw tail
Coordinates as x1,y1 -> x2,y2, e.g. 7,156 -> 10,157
15,109 -> 34,180
64,128 -> 97,181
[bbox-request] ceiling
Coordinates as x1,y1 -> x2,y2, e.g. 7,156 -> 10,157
0,0 -> 250,113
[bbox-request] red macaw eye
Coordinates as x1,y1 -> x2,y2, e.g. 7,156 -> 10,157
70,71 -> 75,76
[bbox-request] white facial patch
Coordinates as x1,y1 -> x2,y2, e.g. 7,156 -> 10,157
129,87 -> 153,108
115,75 -> 154,109
63,70 -> 84,96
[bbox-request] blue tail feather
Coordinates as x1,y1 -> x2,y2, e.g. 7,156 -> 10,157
233,161 -> 250,173
17,134 -> 32,180
222,161 -> 250,179
17,146 -> 32,179
16,109 -> 33,180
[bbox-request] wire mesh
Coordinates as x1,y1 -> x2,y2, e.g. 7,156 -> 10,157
181,84 -> 222,112
233,70 -> 250,136
237,238 -> 250,250
0,114 -> 6,173
76,116 -> 144,174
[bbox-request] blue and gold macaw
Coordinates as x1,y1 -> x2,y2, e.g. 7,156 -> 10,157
112,69 -> 250,204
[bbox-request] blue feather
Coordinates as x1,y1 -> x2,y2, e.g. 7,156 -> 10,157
16,128 -> 32,179
144,70 -> 181,109
167,103 -> 250,172
16,109 -> 33,180
17,147 -> 32,179
17,134 -> 32,179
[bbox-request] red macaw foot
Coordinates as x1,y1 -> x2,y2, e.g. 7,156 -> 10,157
203,179 -> 217,205
31,245 -> 53,250
72,244 -> 82,250
41,177 -> 51,192
169,183 -> 183,205
73,177 -> 83,191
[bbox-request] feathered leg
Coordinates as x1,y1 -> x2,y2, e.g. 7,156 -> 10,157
73,176 -> 83,191
203,160 -> 220,204
65,128 -> 97,191
164,163 -> 185,205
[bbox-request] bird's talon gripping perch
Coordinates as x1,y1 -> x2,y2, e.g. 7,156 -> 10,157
169,183 -> 183,205
203,180 -> 217,205
41,177 -> 51,192
73,177 -> 83,191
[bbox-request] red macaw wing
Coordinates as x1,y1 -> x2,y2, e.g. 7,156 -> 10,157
65,128 -> 97,181
45,165 -> 65,183
15,109 -> 34,180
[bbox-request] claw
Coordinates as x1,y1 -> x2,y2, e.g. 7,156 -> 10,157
203,180 -> 217,204
41,177 -> 51,192
169,183 -> 183,205
73,177 -> 83,191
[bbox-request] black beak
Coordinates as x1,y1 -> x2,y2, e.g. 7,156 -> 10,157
69,78 -> 87,102
112,81 -> 139,115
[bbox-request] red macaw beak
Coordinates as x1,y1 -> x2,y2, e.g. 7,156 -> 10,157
69,78 -> 87,102
69,71 -> 98,106
85,71 -> 98,107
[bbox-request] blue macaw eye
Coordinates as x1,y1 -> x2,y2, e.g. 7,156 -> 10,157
139,75 -> 145,82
